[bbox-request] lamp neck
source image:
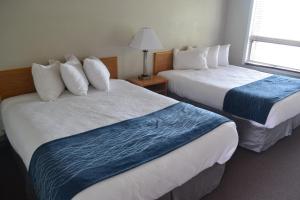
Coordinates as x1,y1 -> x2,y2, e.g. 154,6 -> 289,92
143,50 -> 149,76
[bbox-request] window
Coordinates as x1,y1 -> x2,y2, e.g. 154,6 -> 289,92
246,0 -> 300,71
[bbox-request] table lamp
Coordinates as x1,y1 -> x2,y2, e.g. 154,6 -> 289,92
129,27 -> 163,80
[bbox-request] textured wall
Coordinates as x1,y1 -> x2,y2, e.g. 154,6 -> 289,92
0,0 -> 227,78
222,0 -> 253,65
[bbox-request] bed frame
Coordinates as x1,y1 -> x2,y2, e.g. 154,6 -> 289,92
1,54 -> 227,199
0,56 -> 118,100
11,143 -> 225,200
153,50 -> 173,75
153,50 -> 300,152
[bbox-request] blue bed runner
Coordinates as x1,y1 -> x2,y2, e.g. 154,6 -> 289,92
29,102 -> 230,200
223,75 -> 300,124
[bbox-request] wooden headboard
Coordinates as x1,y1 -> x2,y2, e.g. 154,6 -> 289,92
0,56 -> 118,100
153,50 -> 173,75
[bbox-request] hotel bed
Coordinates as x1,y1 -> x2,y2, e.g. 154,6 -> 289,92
0,57 -> 238,200
154,51 -> 300,152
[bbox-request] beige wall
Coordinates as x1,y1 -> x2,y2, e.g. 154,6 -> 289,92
222,0 -> 253,66
0,0 -> 227,78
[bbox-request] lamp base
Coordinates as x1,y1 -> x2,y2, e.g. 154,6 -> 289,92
138,74 -> 151,80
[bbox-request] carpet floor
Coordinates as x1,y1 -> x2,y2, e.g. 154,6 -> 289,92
203,126 -> 300,200
0,140 -> 26,200
1,127 -> 300,200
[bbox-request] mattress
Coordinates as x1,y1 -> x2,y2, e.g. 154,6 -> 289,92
158,65 -> 300,128
1,80 -> 238,200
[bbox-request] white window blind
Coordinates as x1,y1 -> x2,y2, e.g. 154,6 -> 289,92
247,0 -> 300,71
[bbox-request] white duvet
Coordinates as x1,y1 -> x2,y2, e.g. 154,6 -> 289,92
1,80 -> 238,200
159,65 -> 300,128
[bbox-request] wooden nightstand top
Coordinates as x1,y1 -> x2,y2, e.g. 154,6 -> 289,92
128,75 -> 168,87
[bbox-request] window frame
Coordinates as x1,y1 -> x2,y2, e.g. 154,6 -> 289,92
245,0 -> 300,73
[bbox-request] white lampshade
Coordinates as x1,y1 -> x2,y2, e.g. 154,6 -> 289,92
129,27 -> 163,50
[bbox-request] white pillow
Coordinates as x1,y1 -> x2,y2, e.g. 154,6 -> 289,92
188,45 -> 219,68
218,44 -> 231,66
60,62 -> 89,96
207,45 -> 220,68
56,55 -> 89,96
83,57 -> 110,91
32,62 -> 65,101
173,48 -> 208,70
64,54 -> 89,85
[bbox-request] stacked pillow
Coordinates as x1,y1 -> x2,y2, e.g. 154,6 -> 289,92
83,57 -> 110,91
175,44 -> 231,70
173,48 -> 208,70
218,44 -> 231,66
52,55 -> 89,96
32,55 -> 111,101
206,45 -> 220,68
32,61 -> 65,101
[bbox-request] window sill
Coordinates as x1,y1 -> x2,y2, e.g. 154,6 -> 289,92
245,61 -> 300,74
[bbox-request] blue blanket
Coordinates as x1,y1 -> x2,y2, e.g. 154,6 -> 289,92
223,75 -> 300,124
29,102 -> 230,200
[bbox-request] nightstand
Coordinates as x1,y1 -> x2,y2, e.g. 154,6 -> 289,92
128,75 -> 168,95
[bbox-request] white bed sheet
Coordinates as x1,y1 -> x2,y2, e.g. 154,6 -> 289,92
159,65 -> 300,128
1,80 -> 238,200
